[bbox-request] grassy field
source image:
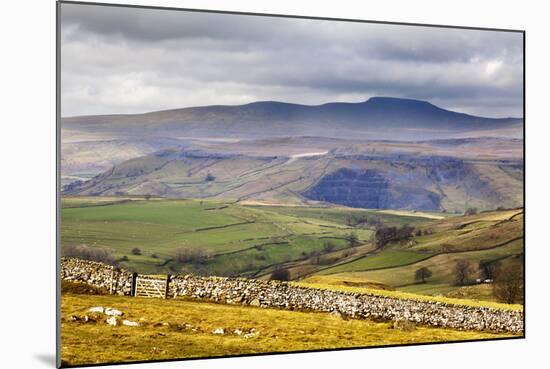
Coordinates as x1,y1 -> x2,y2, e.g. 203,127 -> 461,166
256,205 -> 435,227
61,196 -> 523,300
311,239 -> 523,296
316,249 -> 434,275
60,293 -> 515,366
61,197 -> 374,275
307,209 -> 524,297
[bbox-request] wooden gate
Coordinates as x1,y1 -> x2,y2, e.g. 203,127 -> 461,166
133,274 -> 171,298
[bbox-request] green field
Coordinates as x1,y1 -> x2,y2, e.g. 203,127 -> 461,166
61,197 -> 374,275
317,249 -> 434,275
303,208 -> 524,298
62,196 -> 523,301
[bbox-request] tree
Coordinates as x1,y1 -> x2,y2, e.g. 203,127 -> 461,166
493,263 -> 524,304
144,194 -> 152,200
374,225 -> 415,249
175,247 -> 211,264
131,247 -> 142,256
454,259 -> 475,285
205,173 -> 215,182
63,244 -> 117,265
414,267 -> 433,283
346,232 -> 359,247
479,260 -> 501,280
270,267 -> 290,281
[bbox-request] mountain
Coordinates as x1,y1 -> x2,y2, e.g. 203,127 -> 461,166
61,97 -> 524,212
61,97 -> 523,141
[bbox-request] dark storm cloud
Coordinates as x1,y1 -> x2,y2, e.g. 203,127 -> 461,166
60,3 -> 523,118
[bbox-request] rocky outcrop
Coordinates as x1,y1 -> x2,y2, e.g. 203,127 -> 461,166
303,167 -> 442,211
61,258 -> 524,334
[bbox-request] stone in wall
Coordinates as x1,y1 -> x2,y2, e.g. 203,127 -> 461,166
61,258 -> 523,334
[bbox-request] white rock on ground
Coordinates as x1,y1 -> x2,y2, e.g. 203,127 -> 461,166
88,306 -> 105,313
212,328 -> 225,335
122,319 -> 139,327
106,316 -> 118,326
104,308 -> 123,316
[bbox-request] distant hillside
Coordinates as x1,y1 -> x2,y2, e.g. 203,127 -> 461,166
63,138 -> 523,213
62,97 -> 523,141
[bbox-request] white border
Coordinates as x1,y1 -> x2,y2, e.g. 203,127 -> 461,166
2,1 -> 548,368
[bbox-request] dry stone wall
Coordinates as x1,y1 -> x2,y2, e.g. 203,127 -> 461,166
61,258 -> 523,334
61,258 -> 133,295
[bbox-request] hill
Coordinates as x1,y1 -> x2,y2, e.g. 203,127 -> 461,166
61,197 -> 378,276
303,208 -> 524,297
63,138 -> 523,212
61,196 -> 523,302
62,97 -> 523,142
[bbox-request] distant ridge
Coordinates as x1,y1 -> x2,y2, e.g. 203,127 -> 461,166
61,97 -> 523,141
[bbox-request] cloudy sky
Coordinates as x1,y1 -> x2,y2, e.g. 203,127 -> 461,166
60,3 -> 523,118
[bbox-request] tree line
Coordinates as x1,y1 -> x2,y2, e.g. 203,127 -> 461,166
414,258 -> 523,304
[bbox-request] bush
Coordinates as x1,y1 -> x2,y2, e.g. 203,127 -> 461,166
151,253 -> 158,259
323,241 -> 336,252
63,244 -> 116,265
205,173 -> 216,182
174,247 -> 211,264
131,247 -> 142,255
270,268 -> 290,281
414,267 -> 433,283
346,232 -> 359,247
479,259 -> 501,280
464,208 -> 478,216
493,263 -> 524,304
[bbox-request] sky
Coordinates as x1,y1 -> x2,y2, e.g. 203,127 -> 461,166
60,3 -> 524,118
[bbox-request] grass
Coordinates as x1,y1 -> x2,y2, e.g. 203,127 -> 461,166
61,197 -> 374,275
61,293 -> 516,366
61,197 -> 523,298
316,239 -> 524,297
409,212 -> 523,253
296,277 -> 523,311
307,208 -> 524,299
317,249 -> 433,275
253,205 -> 434,227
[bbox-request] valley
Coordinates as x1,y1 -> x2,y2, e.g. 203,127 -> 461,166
61,196 -> 523,302
60,97 -> 524,304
